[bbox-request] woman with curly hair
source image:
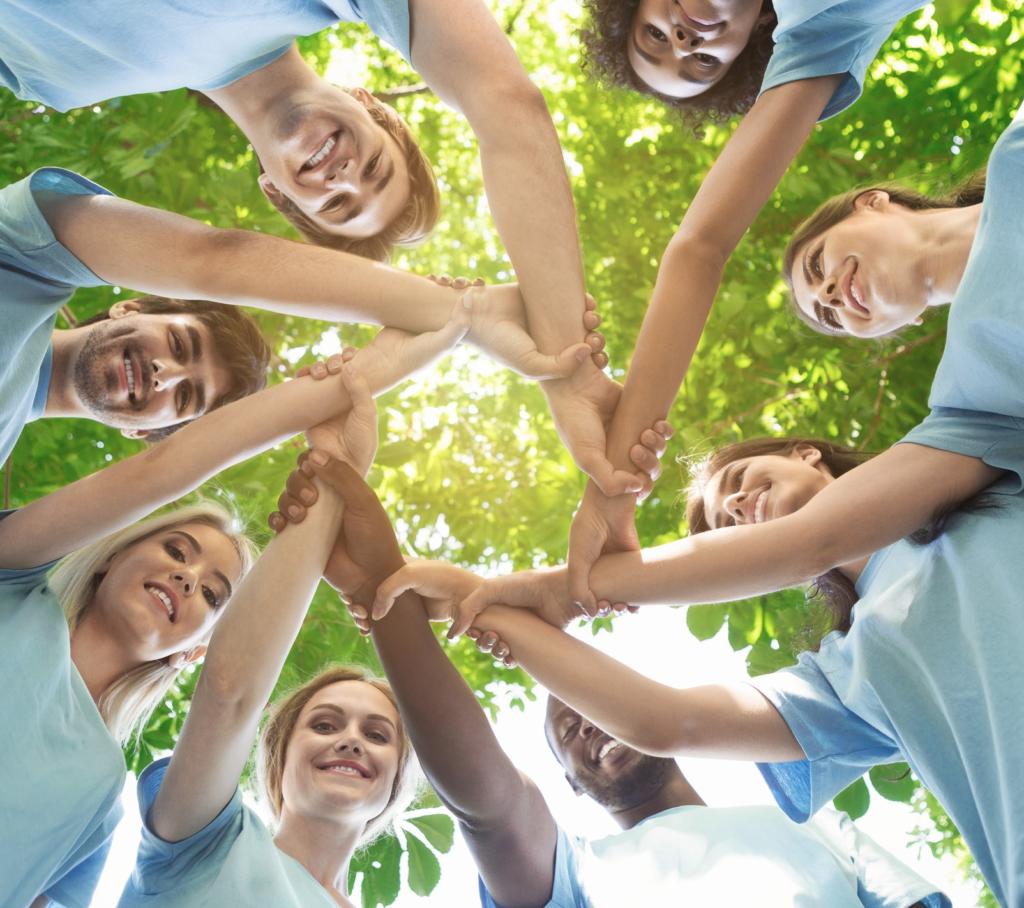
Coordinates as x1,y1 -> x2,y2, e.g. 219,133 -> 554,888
567,1 -> 937,612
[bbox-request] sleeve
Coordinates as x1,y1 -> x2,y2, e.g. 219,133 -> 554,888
343,0 -> 412,63
0,167 -> 112,287
477,826 -> 587,908
748,653 -> 901,822
0,509 -> 60,583
806,808 -> 951,908
759,13 -> 901,120
44,832 -> 115,908
898,408 -> 1024,494
128,757 -> 244,896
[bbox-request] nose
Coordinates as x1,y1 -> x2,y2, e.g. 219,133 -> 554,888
580,721 -> 596,739
673,25 -> 704,49
150,357 -> 186,392
818,275 -> 843,310
332,737 -> 365,756
171,569 -> 196,596
324,157 -> 359,192
723,490 -> 747,524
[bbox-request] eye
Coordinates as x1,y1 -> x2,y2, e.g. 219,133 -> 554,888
202,585 -> 221,609
694,52 -> 716,66
326,193 -> 350,214
313,720 -> 336,733
811,246 -> 824,279
363,152 -> 382,179
367,729 -> 389,744
165,543 -> 186,562
644,23 -> 668,42
177,382 -> 192,416
814,302 -> 842,331
170,331 -> 185,362
562,720 -> 580,743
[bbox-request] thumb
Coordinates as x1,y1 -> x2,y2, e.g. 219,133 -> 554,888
517,342 -> 593,381
579,452 -> 644,498
371,565 -> 419,621
339,363 -> 374,415
567,525 -> 602,619
448,588 -> 488,640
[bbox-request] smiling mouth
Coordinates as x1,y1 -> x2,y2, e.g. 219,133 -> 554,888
318,760 -> 371,780
301,132 -> 339,173
145,584 -> 176,623
675,0 -> 723,30
597,739 -> 623,762
843,266 -> 869,317
752,488 -> 769,524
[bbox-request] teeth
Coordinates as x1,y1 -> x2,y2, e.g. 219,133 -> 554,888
598,740 -> 621,762
147,585 -> 174,620
324,764 -> 363,777
124,353 -> 136,398
306,135 -> 336,169
754,490 -> 767,524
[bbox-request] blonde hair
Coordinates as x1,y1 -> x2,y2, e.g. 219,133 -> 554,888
268,90 -> 441,262
50,503 -> 257,744
257,665 -> 419,846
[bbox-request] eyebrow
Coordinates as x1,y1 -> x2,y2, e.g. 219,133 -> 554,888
186,326 -> 206,416
168,531 -> 233,599
802,247 -> 813,289
309,702 -> 398,731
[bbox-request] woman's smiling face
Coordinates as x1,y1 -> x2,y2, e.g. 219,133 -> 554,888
700,445 -> 834,530
628,0 -> 767,98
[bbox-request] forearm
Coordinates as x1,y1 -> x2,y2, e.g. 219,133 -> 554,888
371,592 -> 532,823
42,193 -> 460,331
475,606 -> 800,761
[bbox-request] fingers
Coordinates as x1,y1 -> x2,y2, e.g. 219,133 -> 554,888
467,629 -> 515,667
304,354 -> 347,381
428,274 -> 485,289
629,443 -> 662,484
371,566 -> 420,621
347,601 -> 372,635
448,589 -> 487,640
268,453 -> 320,532
516,341 -> 594,381
339,363 -> 374,417
582,456 -> 644,498
306,451 -> 380,511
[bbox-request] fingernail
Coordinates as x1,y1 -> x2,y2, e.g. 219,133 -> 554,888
287,505 -> 301,518
300,489 -> 315,504
309,450 -> 328,465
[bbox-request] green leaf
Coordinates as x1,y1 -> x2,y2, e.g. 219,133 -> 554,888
405,812 -> 455,852
405,830 -> 442,897
686,604 -> 728,640
833,778 -> 870,820
353,835 -> 402,908
869,763 -> 918,803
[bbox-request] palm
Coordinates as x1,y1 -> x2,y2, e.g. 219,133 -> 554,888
470,285 -> 536,374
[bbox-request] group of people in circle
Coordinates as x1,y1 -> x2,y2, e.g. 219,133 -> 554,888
1,0 -> 1019,906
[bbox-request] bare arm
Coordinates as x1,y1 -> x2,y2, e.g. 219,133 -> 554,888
371,595 -> 559,908
150,480 -> 343,841
0,314 -> 466,569
472,605 -> 800,762
408,0 -> 585,353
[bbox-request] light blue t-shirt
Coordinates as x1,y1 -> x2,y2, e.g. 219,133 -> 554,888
0,0 -> 411,112
919,112 -> 1024,418
0,167 -> 112,468
119,757 -> 339,907
0,538 -> 125,908
751,412 -> 1024,908
478,805 -> 946,908
761,1 -> 927,120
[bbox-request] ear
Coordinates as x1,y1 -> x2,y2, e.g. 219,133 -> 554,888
852,189 -> 890,212
107,298 -> 142,320
792,444 -> 823,468
121,427 -> 151,440
347,86 -> 376,108
167,645 -> 207,670
258,172 -> 289,210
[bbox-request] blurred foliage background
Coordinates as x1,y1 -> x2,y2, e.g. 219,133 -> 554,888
3,1 -> 1021,903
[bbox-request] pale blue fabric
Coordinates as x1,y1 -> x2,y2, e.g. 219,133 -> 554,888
918,113 -> 1024,418
0,167 -> 111,467
0,0 -> 411,112
0,526 -> 125,908
119,757 -> 338,907
478,805 -> 945,908
762,1 -> 927,120
752,413 -> 1024,907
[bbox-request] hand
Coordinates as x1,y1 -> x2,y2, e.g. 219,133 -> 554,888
304,363 -> 378,477
468,284 -> 607,378
354,297 -> 472,394
267,452 -> 402,596
294,350 -> 353,382
448,567 -> 579,639
427,273 -> 485,290
630,419 -> 674,501
370,560 -> 484,624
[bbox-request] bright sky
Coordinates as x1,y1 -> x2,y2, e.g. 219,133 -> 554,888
92,605 -> 981,907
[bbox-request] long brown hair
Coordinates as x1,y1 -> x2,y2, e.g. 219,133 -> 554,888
782,170 -> 986,335
686,437 -> 870,633
257,665 -> 419,846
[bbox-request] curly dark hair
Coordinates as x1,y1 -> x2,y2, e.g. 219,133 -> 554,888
579,0 -> 777,128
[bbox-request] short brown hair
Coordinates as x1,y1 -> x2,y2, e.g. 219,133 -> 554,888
267,92 -> 441,262
257,665 -> 419,845
782,170 -> 986,336
82,295 -> 271,440
579,0 -> 777,130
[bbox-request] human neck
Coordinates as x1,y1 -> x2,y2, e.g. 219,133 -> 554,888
45,327 -> 92,419
206,45 -> 318,143
608,767 -> 706,831
273,810 -> 362,905
916,203 -> 982,308
69,606 -> 142,704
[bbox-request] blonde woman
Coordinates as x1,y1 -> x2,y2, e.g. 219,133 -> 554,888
0,309 -> 464,908
117,366 -> 409,907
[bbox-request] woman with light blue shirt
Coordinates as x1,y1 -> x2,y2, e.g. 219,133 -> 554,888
0,299 -> 465,907
567,0 -> 952,610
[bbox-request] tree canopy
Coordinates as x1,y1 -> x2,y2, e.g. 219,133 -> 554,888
4,1 -> 1021,903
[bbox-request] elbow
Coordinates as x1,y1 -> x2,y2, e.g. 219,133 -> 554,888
664,232 -> 730,276
471,79 -> 551,137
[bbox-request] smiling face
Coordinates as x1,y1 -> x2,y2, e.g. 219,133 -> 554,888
789,191 -> 931,337
255,85 -> 411,240
545,698 -> 673,812
628,0 -> 767,98
73,301 -> 233,432
700,445 -> 834,531
279,680 -> 402,828
92,521 -> 243,663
